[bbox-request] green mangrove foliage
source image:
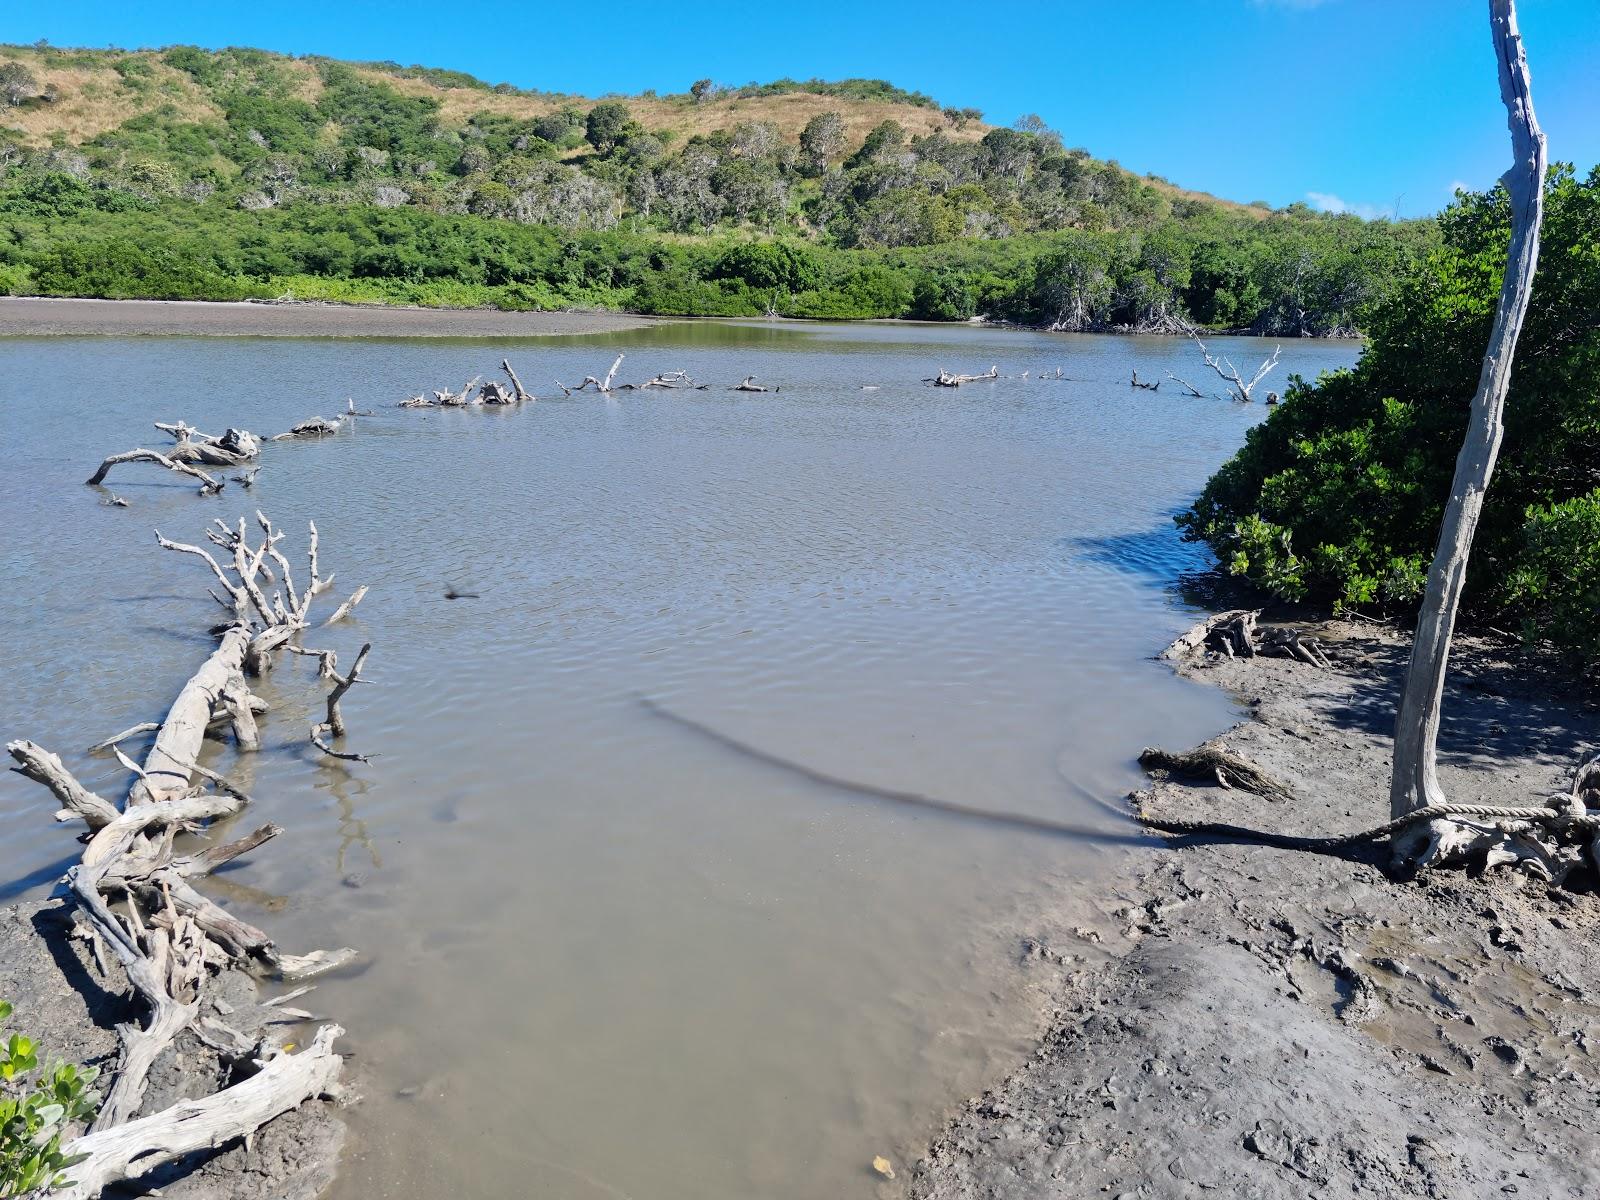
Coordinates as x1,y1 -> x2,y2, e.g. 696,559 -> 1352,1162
0,43 -> 1432,329
1179,166 -> 1600,661
0,999 -> 100,1197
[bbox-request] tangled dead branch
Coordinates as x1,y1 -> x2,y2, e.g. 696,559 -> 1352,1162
1139,743 -> 1297,804
1191,336 -> 1281,403
1162,609 -> 1331,668
401,361 -> 534,408
1130,370 -> 1160,391
556,354 -> 624,396
86,449 -> 225,495
4,509 -> 367,1192
928,366 -> 999,387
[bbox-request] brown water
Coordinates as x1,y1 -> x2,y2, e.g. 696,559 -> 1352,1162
0,320 -> 1361,1199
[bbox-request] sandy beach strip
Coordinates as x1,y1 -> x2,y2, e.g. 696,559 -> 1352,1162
0,296 -> 660,338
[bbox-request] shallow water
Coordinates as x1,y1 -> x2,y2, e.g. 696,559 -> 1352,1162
0,320 -> 1360,1199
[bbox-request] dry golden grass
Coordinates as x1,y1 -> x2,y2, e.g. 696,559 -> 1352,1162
0,49 -> 222,145
354,66 -> 986,143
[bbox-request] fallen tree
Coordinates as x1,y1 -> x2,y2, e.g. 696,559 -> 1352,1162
5,509 -> 369,1195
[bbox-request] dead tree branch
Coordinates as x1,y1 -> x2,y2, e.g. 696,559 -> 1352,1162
1191,337 -> 1280,403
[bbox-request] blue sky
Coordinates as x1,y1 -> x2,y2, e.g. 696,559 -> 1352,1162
7,0 -> 1597,216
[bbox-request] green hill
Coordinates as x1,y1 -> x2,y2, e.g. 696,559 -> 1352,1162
0,42 -> 1433,329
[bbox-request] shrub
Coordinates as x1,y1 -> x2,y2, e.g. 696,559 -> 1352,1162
1508,491 -> 1600,662
0,998 -> 100,1197
1179,165 -> 1600,660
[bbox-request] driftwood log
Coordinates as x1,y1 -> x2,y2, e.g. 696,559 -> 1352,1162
1130,370 -> 1160,391
402,361 -> 534,408
556,354 -> 624,396
732,376 -> 778,393
5,509 -> 368,1195
86,449 -> 225,495
1139,743 -> 1297,805
930,366 -> 998,387
272,415 -> 346,440
1162,609 -> 1332,668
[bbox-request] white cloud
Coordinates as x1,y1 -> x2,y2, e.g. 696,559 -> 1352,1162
1306,190 -> 1394,220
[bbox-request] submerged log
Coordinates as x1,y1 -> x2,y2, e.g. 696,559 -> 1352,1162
1130,370 -> 1160,391
272,415 -> 345,440
930,366 -> 999,387
731,376 -> 779,393
87,449 -> 224,495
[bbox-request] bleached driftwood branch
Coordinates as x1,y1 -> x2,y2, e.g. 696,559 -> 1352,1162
1191,336 -> 1280,403
87,450 -> 225,495
6,507 -> 370,1191
49,1025 -> 346,1200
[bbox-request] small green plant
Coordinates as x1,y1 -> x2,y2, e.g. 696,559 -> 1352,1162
0,999 -> 100,1197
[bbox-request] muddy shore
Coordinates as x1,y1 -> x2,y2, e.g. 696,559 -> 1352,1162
0,296 -> 660,338
913,618 -> 1600,1199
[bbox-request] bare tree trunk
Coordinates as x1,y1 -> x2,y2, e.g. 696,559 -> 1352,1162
1390,0 -> 1546,822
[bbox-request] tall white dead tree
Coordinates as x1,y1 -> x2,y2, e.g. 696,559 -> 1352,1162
1390,0 -> 1546,828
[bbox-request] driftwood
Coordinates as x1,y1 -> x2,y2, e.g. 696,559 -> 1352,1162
1164,372 -> 1206,397
731,376 -> 779,393
1390,0 -> 1548,827
634,370 -> 707,390
5,509 -> 366,1192
1139,744 -> 1297,805
557,354 -> 625,396
49,1025 -> 345,1200
501,358 -> 534,403
1130,370 -> 1160,391
1191,336 -> 1280,403
930,366 -> 998,387
1162,609 -> 1331,668
272,415 -> 346,440
87,449 -> 224,495
153,422 -> 260,466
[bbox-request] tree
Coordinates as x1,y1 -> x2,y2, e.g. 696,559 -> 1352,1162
690,78 -> 714,104
584,102 -> 632,154
0,61 -> 40,107
799,112 -> 846,174
1390,0 -> 1547,824
845,120 -> 905,169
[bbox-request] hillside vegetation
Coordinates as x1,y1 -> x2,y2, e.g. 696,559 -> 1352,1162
0,42 -> 1432,327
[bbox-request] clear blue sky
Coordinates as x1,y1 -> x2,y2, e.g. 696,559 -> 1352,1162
7,0 -> 1597,217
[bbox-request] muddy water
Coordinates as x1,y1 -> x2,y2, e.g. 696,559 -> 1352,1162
0,320 -> 1360,1199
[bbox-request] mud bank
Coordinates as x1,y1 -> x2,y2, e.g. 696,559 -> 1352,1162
913,619 -> 1600,1199
0,296 -> 660,338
